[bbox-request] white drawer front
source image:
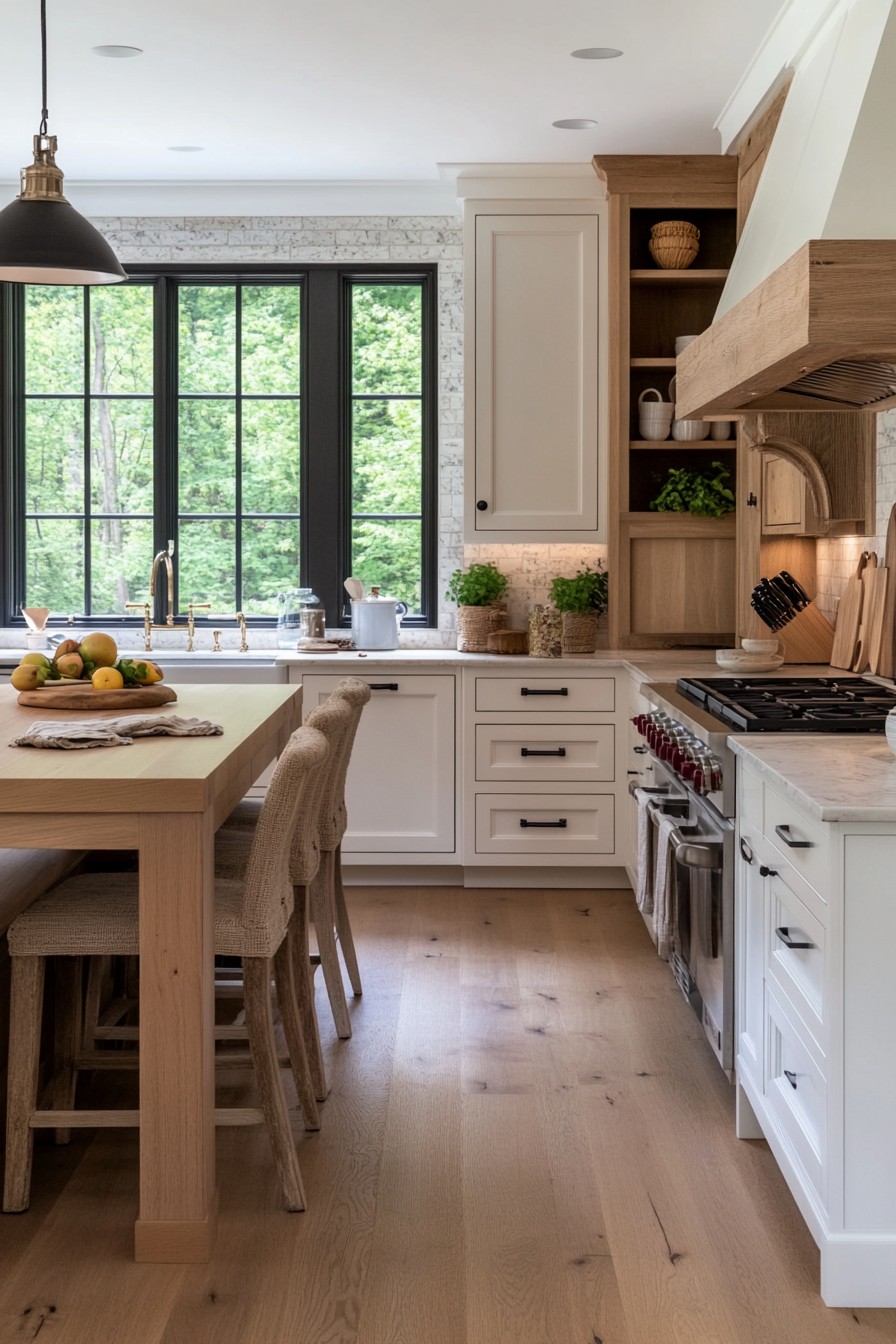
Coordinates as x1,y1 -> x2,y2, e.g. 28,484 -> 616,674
765,987 -> 825,1198
764,786 -> 830,897
739,764 -> 763,831
475,676 -> 615,713
767,869 -> 826,1047
475,793 -> 614,855
475,724 -> 615,783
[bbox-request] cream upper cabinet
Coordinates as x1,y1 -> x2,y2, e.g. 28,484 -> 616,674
465,207 -> 605,541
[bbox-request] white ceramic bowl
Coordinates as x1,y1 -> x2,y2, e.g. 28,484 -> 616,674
671,418 -> 711,442
742,637 -> 782,655
675,335 -> 699,355
716,648 -> 785,673
639,421 -> 671,442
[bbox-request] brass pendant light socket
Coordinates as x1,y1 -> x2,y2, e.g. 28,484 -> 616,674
19,134 -> 67,204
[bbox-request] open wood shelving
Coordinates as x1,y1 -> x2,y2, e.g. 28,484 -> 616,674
593,154 -> 740,648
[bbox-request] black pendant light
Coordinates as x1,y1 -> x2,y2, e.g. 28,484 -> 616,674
0,0 -> 126,284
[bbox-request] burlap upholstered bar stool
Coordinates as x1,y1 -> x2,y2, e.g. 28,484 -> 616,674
222,677 -> 370,1042
3,725 -> 329,1215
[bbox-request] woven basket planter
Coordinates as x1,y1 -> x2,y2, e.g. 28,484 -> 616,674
528,607 -> 563,659
649,220 -> 700,270
456,602 -> 507,653
561,611 -> 599,654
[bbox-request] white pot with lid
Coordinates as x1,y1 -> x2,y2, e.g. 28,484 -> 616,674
351,586 -> 409,650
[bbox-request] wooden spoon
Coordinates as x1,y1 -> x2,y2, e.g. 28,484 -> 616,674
344,577 -> 365,602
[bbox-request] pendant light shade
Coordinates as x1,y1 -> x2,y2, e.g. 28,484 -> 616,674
0,2 -> 126,285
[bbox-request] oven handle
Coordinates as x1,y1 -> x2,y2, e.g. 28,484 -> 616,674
669,827 -> 723,870
627,781 -> 671,798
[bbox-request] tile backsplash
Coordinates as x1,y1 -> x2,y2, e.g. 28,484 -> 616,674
463,544 -> 610,647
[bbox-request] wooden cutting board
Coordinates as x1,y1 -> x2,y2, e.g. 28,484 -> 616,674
17,682 -> 177,710
865,564 -> 889,675
878,505 -> 896,679
830,552 -> 868,670
852,553 -> 879,673
487,629 -> 529,654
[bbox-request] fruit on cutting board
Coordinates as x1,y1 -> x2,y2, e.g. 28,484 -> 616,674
79,632 -> 117,667
91,667 -> 124,691
20,652 -> 51,670
55,652 -> 83,679
53,639 -> 80,661
118,658 -> 163,685
11,664 -> 46,691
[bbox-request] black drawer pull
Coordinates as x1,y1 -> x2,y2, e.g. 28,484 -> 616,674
521,687 -> 568,696
739,837 -> 754,864
368,683 -> 399,691
775,824 -> 813,849
759,864 -> 778,878
520,818 -> 567,828
775,926 -> 814,950
634,745 -> 648,754
521,747 -> 566,757
784,1070 -> 798,1090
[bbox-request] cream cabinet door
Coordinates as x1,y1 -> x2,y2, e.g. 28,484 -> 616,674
472,213 -> 599,536
302,674 -> 455,853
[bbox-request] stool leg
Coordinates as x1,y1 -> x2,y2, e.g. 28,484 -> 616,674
52,957 -> 83,1145
243,957 -> 306,1212
333,846 -> 362,996
290,887 -> 327,1101
311,852 -> 352,1040
81,956 -> 106,1052
4,956 -> 46,1213
273,928 -> 320,1131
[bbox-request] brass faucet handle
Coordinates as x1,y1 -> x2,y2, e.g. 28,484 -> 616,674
125,602 -> 152,652
186,603 -> 211,653
212,630 -> 222,653
236,611 -> 248,653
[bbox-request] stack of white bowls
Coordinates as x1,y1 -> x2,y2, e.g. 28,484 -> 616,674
669,375 -> 710,442
638,387 -> 674,441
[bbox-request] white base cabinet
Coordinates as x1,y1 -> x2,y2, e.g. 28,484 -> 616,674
301,673 -> 456,856
736,758 -> 896,1306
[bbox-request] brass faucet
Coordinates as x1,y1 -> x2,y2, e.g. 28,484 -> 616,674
151,541 -> 176,626
124,542 -> 250,653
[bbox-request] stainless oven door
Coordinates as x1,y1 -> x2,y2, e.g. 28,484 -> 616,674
649,756 -> 734,1079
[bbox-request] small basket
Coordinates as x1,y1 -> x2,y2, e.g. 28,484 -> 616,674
457,602 -> 507,653
561,611 -> 599,654
649,220 -> 700,270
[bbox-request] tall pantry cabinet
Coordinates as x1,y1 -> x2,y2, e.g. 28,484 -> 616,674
463,193 -> 608,542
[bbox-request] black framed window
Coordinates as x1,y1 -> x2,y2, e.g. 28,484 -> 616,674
0,263 -> 437,628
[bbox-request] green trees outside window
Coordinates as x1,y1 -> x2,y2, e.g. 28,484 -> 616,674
6,267 -> 435,625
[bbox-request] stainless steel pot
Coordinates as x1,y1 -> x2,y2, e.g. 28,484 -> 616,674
350,588 -> 408,650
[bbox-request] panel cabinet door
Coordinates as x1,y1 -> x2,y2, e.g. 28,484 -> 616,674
302,675 -> 456,853
473,213 -> 599,535
737,819 -> 766,1089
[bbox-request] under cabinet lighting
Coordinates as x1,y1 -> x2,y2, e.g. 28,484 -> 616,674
552,119 -> 598,130
91,46 -> 143,58
571,48 -> 622,59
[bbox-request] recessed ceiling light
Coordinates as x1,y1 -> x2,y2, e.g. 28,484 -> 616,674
552,119 -> 598,130
168,145 -> 204,152
91,45 -> 143,58
571,48 -> 623,59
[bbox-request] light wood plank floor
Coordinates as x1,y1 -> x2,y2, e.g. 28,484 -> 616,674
1,885 -> 895,1343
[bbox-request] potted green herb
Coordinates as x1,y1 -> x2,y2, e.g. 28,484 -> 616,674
446,562 -> 509,651
649,462 -> 736,517
549,564 -> 609,653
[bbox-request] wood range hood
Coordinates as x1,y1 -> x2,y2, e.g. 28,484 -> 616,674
675,239 -> 896,417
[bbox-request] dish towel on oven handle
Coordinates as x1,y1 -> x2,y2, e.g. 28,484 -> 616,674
10,715 -> 224,749
652,811 -> 678,961
633,788 -> 656,915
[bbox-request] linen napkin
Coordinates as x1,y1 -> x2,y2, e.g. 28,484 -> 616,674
10,714 -> 224,750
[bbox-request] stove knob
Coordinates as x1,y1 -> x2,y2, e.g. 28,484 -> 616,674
669,746 -> 683,772
692,767 -> 706,793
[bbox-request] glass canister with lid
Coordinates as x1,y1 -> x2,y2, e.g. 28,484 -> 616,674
277,587 -> 325,648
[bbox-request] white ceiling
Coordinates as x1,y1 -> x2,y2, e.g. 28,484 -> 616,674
0,0 -> 783,186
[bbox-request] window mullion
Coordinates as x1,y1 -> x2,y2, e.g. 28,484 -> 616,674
304,268 -> 343,625
83,285 -> 92,617
235,285 -> 242,614
156,277 -> 178,623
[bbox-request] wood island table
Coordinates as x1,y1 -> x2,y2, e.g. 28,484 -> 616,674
0,682 -> 302,1263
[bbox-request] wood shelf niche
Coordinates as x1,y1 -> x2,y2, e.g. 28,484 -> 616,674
593,153 -> 739,648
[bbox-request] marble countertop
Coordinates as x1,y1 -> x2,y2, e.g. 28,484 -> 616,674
729,734 -> 896,823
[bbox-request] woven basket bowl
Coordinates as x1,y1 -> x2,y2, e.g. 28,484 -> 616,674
648,220 -> 700,270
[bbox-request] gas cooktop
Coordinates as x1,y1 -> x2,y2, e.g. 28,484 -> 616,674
675,676 -> 896,734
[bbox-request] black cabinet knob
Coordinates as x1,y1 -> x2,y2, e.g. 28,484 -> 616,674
476,500 -> 488,511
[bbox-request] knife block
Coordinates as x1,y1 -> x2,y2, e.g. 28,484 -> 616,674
778,603 -> 835,664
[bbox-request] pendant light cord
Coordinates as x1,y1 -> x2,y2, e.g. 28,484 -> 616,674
39,0 -> 48,136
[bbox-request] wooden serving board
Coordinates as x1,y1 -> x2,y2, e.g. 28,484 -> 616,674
830,552 -> 868,670
17,682 -> 177,711
487,629 -> 529,655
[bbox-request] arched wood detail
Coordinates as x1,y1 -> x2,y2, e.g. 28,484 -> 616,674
749,434 -> 832,532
